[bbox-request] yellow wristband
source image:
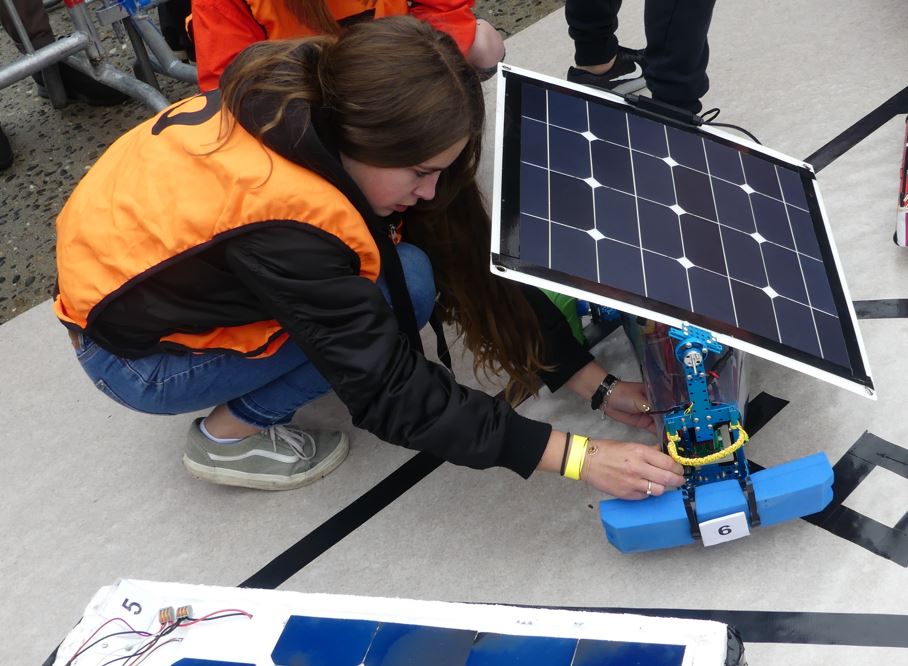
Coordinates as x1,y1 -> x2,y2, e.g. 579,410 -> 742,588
563,434 -> 589,480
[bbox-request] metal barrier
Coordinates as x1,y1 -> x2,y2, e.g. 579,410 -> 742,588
0,0 -> 197,112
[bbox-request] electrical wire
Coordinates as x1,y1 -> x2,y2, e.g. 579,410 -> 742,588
699,107 -> 763,144
99,620 -> 185,666
127,639 -> 184,666
69,607 -> 253,666
179,609 -> 254,626
64,618 -> 156,666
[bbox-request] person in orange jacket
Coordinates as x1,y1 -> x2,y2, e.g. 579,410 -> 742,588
55,17 -> 682,498
190,0 -> 505,92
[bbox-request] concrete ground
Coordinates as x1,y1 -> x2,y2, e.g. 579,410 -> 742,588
2,1 -> 908,665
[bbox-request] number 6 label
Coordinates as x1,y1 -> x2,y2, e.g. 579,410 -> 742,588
699,511 -> 750,547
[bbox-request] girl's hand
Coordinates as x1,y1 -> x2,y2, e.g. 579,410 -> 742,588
603,380 -> 656,433
581,438 -> 685,499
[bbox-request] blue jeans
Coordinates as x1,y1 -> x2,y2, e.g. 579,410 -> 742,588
74,242 -> 436,428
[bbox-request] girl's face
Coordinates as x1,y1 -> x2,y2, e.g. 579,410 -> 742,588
341,137 -> 469,217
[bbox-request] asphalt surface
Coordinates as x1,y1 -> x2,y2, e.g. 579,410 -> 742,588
0,0 -> 565,325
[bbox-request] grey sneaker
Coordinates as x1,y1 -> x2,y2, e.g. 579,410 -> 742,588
183,418 -> 349,490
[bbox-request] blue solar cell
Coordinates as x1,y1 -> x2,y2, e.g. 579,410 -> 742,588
667,126 -> 708,171
730,280 -> 779,342
777,165 -> 810,209
551,223 -> 598,281
681,214 -> 727,274
362,623 -> 475,665
549,126 -> 590,178
520,118 -> 547,168
814,310 -> 851,367
751,192 -> 795,249
521,82 -> 546,121
712,178 -> 755,233
639,199 -> 683,257
572,639 -> 686,666
519,214 -> 549,267
588,102 -> 629,146
643,251 -> 691,310
633,151 -> 676,205
549,172 -> 594,229
720,226 -> 768,287
704,141 -> 745,184
674,165 -> 717,222
547,90 -> 588,132
741,152 -> 782,199
774,297 -> 822,357
689,267 -> 736,324
595,187 -> 639,245
628,113 -> 669,157
800,256 -> 837,314
598,237 -> 645,294
788,205 -> 823,260
520,162 -> 548,219
271,616 -> 378,666
466,633 -> 577,665
762,243 -> 809,303
592,139 -> 635,194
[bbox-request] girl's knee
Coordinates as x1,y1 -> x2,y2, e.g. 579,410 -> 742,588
397,243 -> 436,328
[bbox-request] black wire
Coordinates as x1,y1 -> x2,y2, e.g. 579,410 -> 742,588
64,630 -> 155,666
700,107 -> 721,123
697,107 -> 763,144
69,613 -> 251,665
98,620 -> 184,666
93,615 -> 249,666
706,121 -> 762,145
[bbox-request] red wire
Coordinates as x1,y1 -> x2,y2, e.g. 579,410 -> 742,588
67,617 -> 155,664
126,638 -> 183,666
179,608 -> 254,626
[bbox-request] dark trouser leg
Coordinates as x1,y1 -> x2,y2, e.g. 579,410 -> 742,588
565,0 -> 623,67
0,0 -> 54,49
643,0 -> 715,113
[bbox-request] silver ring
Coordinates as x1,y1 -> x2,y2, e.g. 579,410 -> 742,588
645,480 -> 653,496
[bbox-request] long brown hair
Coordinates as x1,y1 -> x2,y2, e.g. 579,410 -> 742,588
284,0 -> 341,36
220,17 -> 549,401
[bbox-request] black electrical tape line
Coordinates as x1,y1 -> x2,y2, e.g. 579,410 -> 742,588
239,450 -> 444,590
806,85 -> 908,173
742,391 -> 789,437
853,299 -> 908,320
240,319 -> 623,590
536,607 -> 908,648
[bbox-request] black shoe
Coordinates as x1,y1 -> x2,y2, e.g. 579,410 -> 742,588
618,45 -> 646,67
36,62 -> 128,107
0,125 -> 12,171
567,48 -> 646,95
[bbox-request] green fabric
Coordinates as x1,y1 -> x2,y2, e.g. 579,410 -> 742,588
542,289 -> 586,345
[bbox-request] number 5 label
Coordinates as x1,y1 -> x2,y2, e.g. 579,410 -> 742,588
699,511 -> 750,547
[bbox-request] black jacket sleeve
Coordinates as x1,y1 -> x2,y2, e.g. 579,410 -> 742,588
223,225 -> 551,477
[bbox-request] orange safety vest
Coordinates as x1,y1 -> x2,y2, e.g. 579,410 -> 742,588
248,0 -> 409,40
53,93 -> 381,358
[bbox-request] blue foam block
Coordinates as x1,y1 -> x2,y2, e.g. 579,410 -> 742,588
599,452 -> 833,553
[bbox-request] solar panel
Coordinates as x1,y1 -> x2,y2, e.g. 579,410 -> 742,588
490,65 -> 874,397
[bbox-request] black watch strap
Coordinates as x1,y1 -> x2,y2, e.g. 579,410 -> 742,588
591,373 -> 619,411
